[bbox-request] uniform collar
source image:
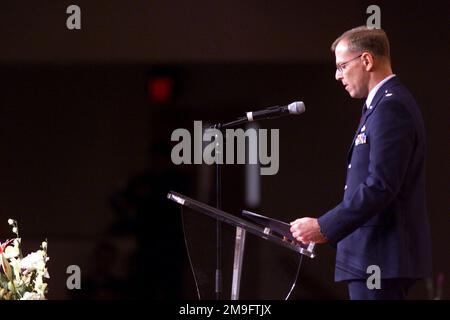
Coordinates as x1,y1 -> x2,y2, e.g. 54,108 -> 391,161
365,74 -> 396,108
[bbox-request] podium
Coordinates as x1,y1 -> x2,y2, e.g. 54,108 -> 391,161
167,191 -> 316,299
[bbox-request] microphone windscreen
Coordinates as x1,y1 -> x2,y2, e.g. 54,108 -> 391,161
288,101 -> 306,114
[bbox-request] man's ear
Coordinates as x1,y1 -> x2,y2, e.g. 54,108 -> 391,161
362,52 -> 374,71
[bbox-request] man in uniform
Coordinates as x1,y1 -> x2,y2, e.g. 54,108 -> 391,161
290,26 -> 432,300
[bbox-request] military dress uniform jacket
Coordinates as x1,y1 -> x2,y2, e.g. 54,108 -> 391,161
318,77 -> 432,281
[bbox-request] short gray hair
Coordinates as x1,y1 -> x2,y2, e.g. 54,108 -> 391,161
331,26 -> 390,60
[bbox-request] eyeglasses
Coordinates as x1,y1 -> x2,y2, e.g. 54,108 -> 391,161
336,54 -> 362,73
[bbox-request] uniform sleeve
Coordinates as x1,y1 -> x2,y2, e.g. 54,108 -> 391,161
318,99 -> 415,244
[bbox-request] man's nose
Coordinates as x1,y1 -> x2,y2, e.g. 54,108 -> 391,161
335,69 -> 343,81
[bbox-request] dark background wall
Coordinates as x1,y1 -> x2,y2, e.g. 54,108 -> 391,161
0,1 -> 447,299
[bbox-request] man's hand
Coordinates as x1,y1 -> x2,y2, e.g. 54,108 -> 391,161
290,217 -> 328,245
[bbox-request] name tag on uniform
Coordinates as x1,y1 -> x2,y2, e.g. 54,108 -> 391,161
355,133 -> 367,146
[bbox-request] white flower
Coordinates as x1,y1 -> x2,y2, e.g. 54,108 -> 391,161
43,267 -> 50,279
4,245 -> 19,259
20,292 -> 44,300
20,250 -> 47,272
0,220 -> 49,300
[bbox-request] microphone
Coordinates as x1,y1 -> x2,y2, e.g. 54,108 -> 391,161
216,101 -> 305,129
246,101 -> 305,122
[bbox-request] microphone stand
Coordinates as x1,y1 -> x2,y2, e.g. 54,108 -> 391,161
213,123 -> 222,300
211,117 -> 248,300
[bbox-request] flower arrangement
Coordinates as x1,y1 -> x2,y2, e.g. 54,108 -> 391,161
0,219 -> 49,300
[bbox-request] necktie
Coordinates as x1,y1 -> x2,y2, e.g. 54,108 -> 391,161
359,103 -> 367,124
